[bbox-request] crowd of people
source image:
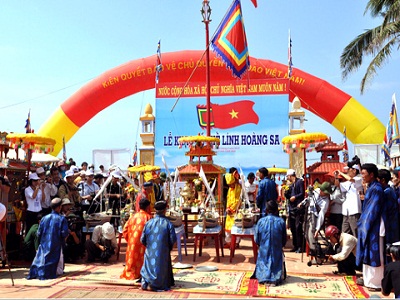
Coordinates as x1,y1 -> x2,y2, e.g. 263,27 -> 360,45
12,158 -> 172,287
2,156 -> 400,297
275,157 -> 400,296
21,161 -> 123,264
229,158 -> 400,296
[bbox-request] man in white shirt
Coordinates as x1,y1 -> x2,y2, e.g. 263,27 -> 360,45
80,169 -> 100,214
245,172 -> 257,207
335,163 -> 363,237
326,225 -> 357,275
85,222 -> 118,263
36,167 -> 58,216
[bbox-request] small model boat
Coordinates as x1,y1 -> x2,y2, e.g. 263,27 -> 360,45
198,209 -> 219,228
166,208 -> 183,227
234,209 -> 255,228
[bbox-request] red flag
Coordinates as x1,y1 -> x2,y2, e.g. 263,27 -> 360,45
250,0 -> 257,7
197,100 -> 259,129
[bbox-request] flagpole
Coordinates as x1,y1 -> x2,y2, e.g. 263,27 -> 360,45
288,29 -> 293,102
342,126 -> 349,163
25,110 -> 32,177
381,94 -> 399,167
202,0 -> 212,138
393,93 -> 400,160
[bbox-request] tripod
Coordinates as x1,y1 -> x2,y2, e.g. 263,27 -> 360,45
0,228 -> 14,286
300,188 -> 322,265
302,188 -> 332,267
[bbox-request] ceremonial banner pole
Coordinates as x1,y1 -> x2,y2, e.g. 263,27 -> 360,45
202,0 -> 212,137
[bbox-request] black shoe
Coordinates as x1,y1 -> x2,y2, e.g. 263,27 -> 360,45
367,287 -> 381,292
290,248 -> 297,252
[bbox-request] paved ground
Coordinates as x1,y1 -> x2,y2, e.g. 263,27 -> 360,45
0,230 -> 389,299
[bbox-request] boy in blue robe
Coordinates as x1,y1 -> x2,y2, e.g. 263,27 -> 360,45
251,200 -> 287,286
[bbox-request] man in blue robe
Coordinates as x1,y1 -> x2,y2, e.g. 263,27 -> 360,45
256,167 -> 278,218
27,197 -> 69,280
377,169 -> 399,263
356,163 -> 385,292
251,200 -> 287,286
140,200 -> 177,291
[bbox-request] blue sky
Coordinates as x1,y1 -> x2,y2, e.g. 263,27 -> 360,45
1,1 -> 399,170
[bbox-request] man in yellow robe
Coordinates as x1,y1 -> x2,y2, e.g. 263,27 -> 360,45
120,198 -> 152,280
224,171 -> 242,248
142,172 -> 156,212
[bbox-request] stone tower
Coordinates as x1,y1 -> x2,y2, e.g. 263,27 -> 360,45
139,103 -> 155,166
288,97 -> 305,177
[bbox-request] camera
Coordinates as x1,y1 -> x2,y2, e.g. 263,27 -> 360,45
385,243 -> 400,256
67,215 -> 84,232
100,246 -> 114,262
308,235 -> 337,266
315,240 -> 336,259
307,185 -> 314,197
386,243 -> 392,256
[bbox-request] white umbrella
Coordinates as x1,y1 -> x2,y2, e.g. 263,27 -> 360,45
31,153 -> 61,163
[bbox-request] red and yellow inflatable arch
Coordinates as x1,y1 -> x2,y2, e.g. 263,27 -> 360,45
38,50 -> 384,155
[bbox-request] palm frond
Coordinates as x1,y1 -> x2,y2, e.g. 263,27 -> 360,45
365,0 -> 397,17
340,27 -> 382,80
380,19 -> 400,38
343,0 -> 400,93
382,1 -> 400,26
360,36 -> 397,93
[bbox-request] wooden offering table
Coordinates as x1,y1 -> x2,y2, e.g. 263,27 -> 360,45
230,225 -> 258,263
192,224 -> 224,263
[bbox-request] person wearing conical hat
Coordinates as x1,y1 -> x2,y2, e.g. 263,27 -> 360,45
224,170 -> 242,249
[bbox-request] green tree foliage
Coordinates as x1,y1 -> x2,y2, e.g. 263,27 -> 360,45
341,0 -> 400,94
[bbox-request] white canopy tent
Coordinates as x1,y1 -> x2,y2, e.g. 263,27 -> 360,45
31,153 -> 61,163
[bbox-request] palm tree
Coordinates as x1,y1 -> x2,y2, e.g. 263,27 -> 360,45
340,0 -> 400,94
